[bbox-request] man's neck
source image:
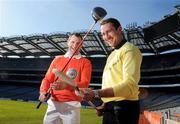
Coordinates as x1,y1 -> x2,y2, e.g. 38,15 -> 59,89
64,51 -> 82,59
114,39 -> 127,49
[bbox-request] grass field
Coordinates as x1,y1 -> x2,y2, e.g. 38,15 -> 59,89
0,99 -> 102,124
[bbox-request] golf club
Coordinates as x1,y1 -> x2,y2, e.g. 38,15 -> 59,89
36,6 -> 107,109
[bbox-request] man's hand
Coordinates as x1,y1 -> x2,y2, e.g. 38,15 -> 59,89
38,93 -> 49,102
96,104 -> 104,116
80,88 -> 94,101
51,80 -> 67,90
96,109 -> 104,117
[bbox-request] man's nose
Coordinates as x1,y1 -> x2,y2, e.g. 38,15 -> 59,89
74,43 -> 80,48
104,34 -> 109,40
74,43 -> 78,48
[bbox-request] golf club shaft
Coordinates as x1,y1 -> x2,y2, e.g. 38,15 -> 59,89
36,21 -> 97,109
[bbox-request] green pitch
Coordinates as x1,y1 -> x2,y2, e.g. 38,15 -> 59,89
0,99 -> 102,124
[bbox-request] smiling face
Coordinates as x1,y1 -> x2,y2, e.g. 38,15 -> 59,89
67,34 -> 83,55
100,22 -> 122,48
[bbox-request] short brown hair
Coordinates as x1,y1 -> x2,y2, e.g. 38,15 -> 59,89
100,18 -> 121,29
69,33 -> 83,40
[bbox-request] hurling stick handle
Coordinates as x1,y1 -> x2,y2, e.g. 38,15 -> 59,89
75,87 -> 98,110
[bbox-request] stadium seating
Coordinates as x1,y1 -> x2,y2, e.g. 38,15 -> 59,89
0,51 -> 180,124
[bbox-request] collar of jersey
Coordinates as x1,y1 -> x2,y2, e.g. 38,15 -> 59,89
64,51 -> 82,59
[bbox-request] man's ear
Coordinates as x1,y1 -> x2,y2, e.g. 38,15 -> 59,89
67,38 -> 70,46
67,40 -> 69,46
117,26 -> 122,32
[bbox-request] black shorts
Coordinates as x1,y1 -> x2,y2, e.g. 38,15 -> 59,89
103,100 -> 140,124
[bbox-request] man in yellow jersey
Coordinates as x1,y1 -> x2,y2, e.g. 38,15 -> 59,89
81,18 -> 142,124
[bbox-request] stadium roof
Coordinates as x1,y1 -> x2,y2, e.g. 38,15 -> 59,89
0,9 -> 180,58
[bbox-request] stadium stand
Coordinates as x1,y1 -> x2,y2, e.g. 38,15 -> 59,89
0,6 -> 180,124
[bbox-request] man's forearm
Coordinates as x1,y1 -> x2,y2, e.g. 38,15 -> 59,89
97,87 -> 114,98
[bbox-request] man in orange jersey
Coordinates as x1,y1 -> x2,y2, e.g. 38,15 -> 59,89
39,33 -> 92,124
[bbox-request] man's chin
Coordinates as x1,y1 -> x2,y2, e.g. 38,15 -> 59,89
69,49 -> 75,53
108,44 -> 114,48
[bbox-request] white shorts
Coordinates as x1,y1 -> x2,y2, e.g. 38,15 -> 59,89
44,99 -> 81,124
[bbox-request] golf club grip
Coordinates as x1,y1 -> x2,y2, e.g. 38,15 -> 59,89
36,101 -> 42,109
36,92 -> 51,109
87,101 -> 98,110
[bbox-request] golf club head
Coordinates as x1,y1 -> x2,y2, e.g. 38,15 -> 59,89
92,7 -> 107,22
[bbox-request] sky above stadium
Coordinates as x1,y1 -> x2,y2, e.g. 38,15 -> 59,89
0,0 -> 179,37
